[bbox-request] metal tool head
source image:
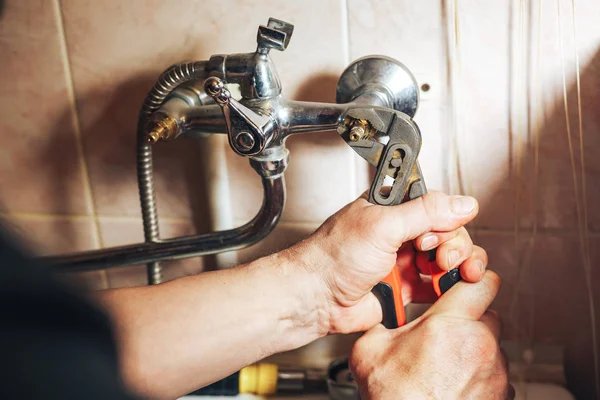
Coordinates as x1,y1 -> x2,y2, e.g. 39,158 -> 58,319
338,106 -> 426,206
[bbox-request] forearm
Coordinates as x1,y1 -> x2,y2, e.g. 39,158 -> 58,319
95,250 -> 328,399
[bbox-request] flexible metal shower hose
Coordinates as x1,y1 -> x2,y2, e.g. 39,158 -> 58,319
136,61 -> 207,284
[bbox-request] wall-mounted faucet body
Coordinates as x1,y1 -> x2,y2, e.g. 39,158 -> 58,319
44,18 -> 422,285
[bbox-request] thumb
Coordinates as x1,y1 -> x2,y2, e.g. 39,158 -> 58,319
370,191 -> 479,250
423,270 -> 501,320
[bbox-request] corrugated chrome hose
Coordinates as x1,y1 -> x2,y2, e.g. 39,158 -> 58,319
136,61 -> 208,284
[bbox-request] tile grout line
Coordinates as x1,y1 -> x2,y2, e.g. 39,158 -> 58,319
341,0 -> 359,199
0,212 -> 92,222
341,0 -> 351,65
52,0 -> 107,288
0,211 -> 192,224
52,0 -> 101,245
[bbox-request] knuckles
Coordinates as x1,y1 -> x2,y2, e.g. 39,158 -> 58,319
421,317 -> 500,368
349,316 -> 509,400
460,324 -> 500,366
420,316 -> 453,341
485,270 -> 502,287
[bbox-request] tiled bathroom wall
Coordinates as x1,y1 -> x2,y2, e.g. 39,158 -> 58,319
1,0 -> 600,397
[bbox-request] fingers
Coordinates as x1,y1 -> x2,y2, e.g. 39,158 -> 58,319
415,244 -> 489,283
479,309 -> 502,340
380,191 -> 479,249
424,270 -> 501,321
435,227 -> 473,270
414,226 -> 474,272
459,246 -> 488,282
414,228 -> 488,283
414,230 -> 460,251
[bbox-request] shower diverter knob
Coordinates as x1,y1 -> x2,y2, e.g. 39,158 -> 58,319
204,77 -> 275,157
257,18 -> 294,53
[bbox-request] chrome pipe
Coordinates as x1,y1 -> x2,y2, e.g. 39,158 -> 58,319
45,175 -> 285,273
181,104 -> 227,135
179,92 -> 390,140
279,101 -> 346,135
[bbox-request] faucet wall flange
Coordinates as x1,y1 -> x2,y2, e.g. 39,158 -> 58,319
336,55 -> 420,118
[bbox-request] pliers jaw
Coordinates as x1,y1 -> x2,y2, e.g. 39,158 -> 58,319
338,106 -> 427,206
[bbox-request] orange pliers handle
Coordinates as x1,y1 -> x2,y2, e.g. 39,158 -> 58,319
365,115 -> 462,329
373,249 -> 462,329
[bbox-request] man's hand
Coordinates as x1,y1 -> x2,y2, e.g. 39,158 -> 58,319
285,191 -> 487,334
349,271 -> 513,400
96,190 -> 492,399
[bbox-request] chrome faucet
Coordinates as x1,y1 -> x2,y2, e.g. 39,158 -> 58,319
45,18 -> 423,285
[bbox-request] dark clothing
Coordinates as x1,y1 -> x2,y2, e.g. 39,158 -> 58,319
0,226 -> 135,400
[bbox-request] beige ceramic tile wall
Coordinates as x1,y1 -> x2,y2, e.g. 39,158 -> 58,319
1,0 -> 600,397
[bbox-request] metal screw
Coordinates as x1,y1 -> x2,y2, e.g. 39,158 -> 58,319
349,126 -> 365,142
390,157 -> 402,168
235,131 -> 255,151
390,149 -> 403,168
204,77 -> 230,105
204,77 -> 224,97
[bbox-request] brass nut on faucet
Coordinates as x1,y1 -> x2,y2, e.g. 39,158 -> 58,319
146,115 -> 179,144
349,125 -> 365,142
345,117 -> 374,142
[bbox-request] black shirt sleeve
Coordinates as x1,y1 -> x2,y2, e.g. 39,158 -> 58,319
0,224 -> 138,400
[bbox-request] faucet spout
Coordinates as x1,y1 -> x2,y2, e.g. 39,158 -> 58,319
45,173 -> 285,272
